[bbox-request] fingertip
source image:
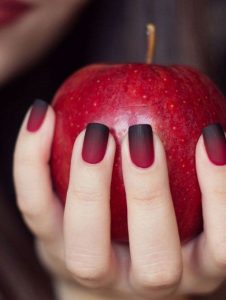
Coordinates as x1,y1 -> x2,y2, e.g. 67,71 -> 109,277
196,125 -> 226,169
70,124 -> 116,170
107,133 -> 116,155
71,129 -> 86,161
14,101 -> 55,168
195,134 -> 214,188
195,133 -> 224,173
152,132 -> 167,165
18,101 -> 55,138
196,130 -> 226,198
195,134 -> 209,166
121,133 -> 130,164
121,128 -> 167,172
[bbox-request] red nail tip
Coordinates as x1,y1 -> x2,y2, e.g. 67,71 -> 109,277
27,100 -> 48,132
129,124 -> 154,168
203,123 -> 226,166
82,123 -> 109,164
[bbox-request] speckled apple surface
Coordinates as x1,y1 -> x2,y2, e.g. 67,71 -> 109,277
50,64 -> 226,243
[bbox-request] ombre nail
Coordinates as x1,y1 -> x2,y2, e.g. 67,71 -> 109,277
27,99 -> 48,132
129,124 -> 154,168
202,123 -> 226,166
82,123 -> 109,164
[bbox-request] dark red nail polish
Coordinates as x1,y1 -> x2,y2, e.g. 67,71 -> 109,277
129,124 -> 154,168
27,100 -> 48,132
202,123 -> 226,166
82,123 -> 109,164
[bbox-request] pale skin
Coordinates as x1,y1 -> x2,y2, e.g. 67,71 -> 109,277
1,0 -> 226,299
13,105 -> 226,300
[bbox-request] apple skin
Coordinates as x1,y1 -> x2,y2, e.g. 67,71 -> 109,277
51,63 -> 226,243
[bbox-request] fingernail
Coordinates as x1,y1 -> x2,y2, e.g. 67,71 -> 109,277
82,123 -> 109,164
202,123 -> 226,166
129,124 -> 154,168
27,99 -> 48,132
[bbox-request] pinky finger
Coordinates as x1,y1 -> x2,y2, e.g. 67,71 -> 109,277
13,100 -> 63,244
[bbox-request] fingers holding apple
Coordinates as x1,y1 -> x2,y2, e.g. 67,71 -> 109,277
13,100 -> 63,243
121,125 -> 182,298
13,100 -> 226,299
179,125 -> 226,294
64,124 -> 117,288
51,63 -> 226,245
13,109 -> 119,290
13,101 -> 69,278
11,20 -> 226,297
196,124 -> 226,277
13,102 -> 182,299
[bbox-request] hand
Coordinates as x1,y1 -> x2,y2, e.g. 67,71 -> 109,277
13,101 -> 226,300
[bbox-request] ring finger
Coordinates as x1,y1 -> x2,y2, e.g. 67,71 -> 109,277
122,124 -> 182,299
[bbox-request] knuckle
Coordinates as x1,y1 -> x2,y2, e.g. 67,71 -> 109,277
65,251 -> 109,283
72,267 -> 107,283
69,185 -> 104,202
212,246 -> 226,271
15,150 -> 37,170
193,282 -> 220,295
131,188 -> 165,204
16,195 -> 44,219
134,267 -> 181,291
209,187 -> 226,201
148,186 -> 167,202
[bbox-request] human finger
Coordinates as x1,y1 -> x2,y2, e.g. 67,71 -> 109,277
14,100 -> 63,244
180,123 -> 226,293
122,124 -> 182,299
64,123 -> 116,288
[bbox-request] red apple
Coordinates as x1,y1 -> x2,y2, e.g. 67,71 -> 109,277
50,63 -> 226,243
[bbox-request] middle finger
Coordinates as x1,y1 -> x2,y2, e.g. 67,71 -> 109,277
64,123 -> 116,288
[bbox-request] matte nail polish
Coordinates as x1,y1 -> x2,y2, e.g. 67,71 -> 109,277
129,124 -> 154,168
202,123 -> 226,166
82,123 -> 109,164
27,99 -> 48,132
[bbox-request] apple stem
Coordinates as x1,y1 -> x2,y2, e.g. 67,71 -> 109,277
146,24 -> 156,64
